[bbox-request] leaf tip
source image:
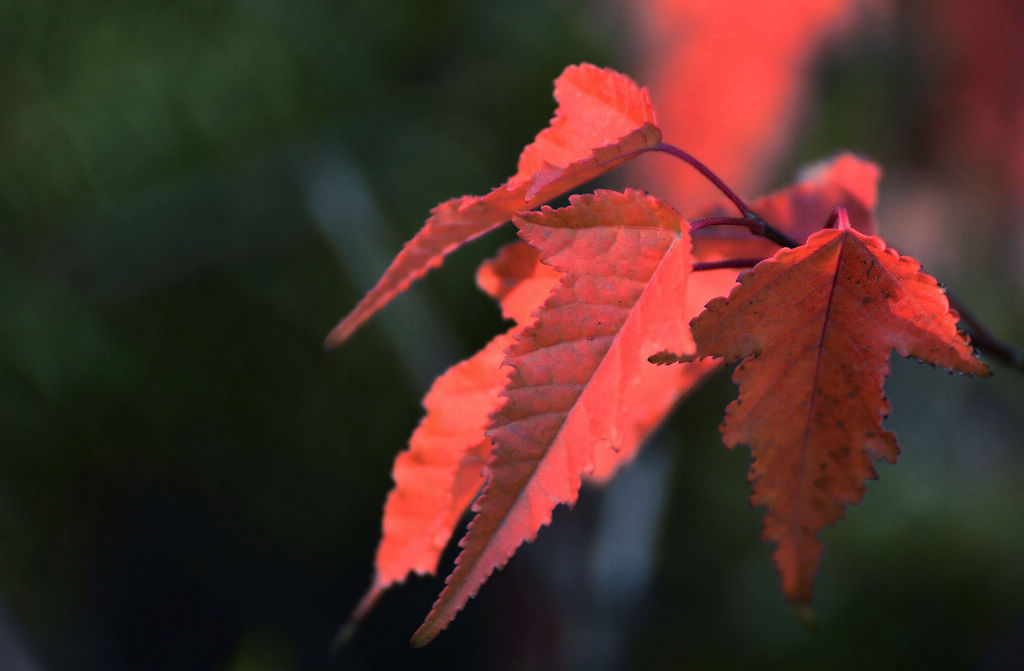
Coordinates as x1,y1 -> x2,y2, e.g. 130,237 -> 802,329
791,602 -> 818,631
324,322 -> 350,350
329,621 -> 357,654
331,580 -> 388,651
648,350 -> 696,365
409,623 -> 438,649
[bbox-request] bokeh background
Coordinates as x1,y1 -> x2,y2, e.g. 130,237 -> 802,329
2,1 -> 1023,669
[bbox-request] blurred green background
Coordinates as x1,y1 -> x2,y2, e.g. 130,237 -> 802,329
1,1 -> 1022,670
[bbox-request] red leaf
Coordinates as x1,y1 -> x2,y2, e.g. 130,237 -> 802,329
411,189 -> 694,645
479,240 -> 715,481
343,243 -> 561,634
326,64 -> 660,346
664,153 -> 883,415
688,212 -> 989,604
475,241 -> 560,325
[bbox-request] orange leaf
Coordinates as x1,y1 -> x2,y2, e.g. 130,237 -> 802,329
342,243 -> 561,636
411,189 -> 693,645
689,212 -> 989,605
326,64 -> 660,346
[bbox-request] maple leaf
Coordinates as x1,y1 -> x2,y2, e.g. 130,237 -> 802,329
410,189 -> 694,646
658,152 -> 884,425
325,63 -> 660,346
686,210 -> 990,605
342,242 -> 562,637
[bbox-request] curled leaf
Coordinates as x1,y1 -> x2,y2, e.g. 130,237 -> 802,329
326,64 -> 660,346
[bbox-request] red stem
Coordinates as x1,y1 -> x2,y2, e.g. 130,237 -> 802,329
646,145 -> 1021,372
690,217 -> 762,235
649,144 -> 803,248
692,257 -> 766,272
945,290 -> 1024,372
689,215 -> 801,249
651,143 -> 753,217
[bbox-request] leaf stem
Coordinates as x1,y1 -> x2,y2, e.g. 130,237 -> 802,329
764,225 -> 802,249
945,290 -> 1024,372
692,257 -> 766,272
689,215 -> 801,249
690,216 -> 762,235
651,143 -> 753,216
650,143 -> 801,248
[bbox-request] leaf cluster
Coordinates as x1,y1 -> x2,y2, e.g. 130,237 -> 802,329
330,64 -> 995,646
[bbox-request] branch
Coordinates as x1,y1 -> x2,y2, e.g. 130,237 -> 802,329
689,215 -> 800,249
651,143 -> 755,218
692,257 -> 765,272
646,143 -> 802,249
945,290 -> 1024,372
